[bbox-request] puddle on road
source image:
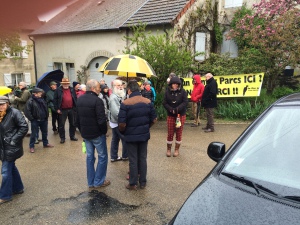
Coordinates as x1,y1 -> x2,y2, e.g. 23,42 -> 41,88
67,190 -> 139,224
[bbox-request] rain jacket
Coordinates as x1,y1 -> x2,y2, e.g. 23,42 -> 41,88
46,89 -> 56,112
14,88 -> 31,112
147,81 -> 156,102
0,106 -> 28,161
190,74 -> 204,103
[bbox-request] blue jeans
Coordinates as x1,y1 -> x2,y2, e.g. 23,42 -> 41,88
29,119 -> 49,148
110,127 -> 127,159
0,161 -> 24,200
85,135 -> 108,187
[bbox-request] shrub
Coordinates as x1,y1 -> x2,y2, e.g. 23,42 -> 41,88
272,86 -> 295,99
215,89 -> 277,120
154,92 -> 167,120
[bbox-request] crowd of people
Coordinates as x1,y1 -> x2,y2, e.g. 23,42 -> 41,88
0,72 -> 217,203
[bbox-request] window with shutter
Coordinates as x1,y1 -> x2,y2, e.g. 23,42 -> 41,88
54,62 -> 63,70
11,73 -> 24,86
4,74 -> 12,86
221,32 -> 238,58
195,32 -> 206,61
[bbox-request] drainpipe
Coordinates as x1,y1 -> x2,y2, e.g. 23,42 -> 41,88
28,36 -> 37,83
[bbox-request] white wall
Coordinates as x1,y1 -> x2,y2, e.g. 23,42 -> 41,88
34,30 -> 128,82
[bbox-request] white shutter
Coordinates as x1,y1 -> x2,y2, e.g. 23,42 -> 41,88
21,40 -> 28,58
221,32 -> 238,58
225,0 -> 243,8
195,32 -> 206,61
4,74 -> 12,86
69,68 -> 76,82
233,0 -> 243,7
47,63 -> 53,72
24,73 -> 31,85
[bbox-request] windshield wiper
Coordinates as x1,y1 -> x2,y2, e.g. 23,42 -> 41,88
283,196 -> 300,202
221,172 -> 260,194
221,172 -> 279,197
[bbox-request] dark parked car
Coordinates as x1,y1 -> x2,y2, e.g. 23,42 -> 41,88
169,93 -> 300,225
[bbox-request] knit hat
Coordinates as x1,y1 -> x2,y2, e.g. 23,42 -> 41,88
73,81 -> 80,88
169,76 -> 181,86
100,84 -> 108,91
0,96 -> 9,104
32,87 -> 44,93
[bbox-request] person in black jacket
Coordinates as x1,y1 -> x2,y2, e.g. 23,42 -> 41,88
163,75 -> 188,157
141,81 -> 154,104
77,79 -> 110,189
46,81 -> 59,134
0,96 -> 28,204
201,73 -> 218,132
119,81 -> 157,190
24,88 -> 54,153
53,77 -> 78,144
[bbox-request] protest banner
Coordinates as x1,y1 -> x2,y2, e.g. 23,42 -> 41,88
182,73 -> 264,98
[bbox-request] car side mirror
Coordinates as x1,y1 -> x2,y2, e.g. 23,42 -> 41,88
207,142 -> 225,162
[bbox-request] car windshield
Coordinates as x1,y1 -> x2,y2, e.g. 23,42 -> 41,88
223,105 -> 300,194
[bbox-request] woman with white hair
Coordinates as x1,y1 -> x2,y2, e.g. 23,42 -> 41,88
77,84 -> 86,98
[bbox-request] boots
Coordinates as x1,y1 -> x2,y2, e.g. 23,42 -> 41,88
173,143 -> 180,157
166,144 -> 172,157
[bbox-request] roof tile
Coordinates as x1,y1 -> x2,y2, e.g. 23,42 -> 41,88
31,0 -> 189,35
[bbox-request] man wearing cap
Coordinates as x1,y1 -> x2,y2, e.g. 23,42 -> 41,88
0,96 -> 28,204
202,73 -> 218,132
24,88 -> 54,153
53,77 -> 78,144
46,81 -> 59,134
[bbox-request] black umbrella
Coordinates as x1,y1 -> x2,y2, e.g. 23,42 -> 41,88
36,69 -> 64,93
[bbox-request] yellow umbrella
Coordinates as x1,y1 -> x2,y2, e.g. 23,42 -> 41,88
0,86 -> 12,96
99,54 -> 156,78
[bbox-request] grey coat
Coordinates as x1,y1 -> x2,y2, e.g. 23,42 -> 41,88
108,93 -> 124,123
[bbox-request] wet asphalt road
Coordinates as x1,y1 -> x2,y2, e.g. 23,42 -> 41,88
0,120 -> 249,225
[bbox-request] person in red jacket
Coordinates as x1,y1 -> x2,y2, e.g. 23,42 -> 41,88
190,74 -> 204,127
